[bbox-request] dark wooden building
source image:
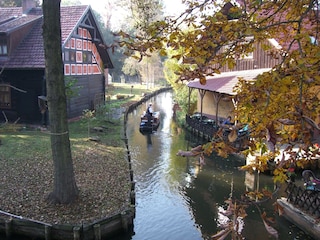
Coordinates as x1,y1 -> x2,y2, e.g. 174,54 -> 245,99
0,0 -> 113,124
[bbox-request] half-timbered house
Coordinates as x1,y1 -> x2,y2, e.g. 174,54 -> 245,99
0,0 -> 113,124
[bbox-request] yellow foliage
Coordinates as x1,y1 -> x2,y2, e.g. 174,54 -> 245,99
116,0 -> 320,178
273,169 -> 288,183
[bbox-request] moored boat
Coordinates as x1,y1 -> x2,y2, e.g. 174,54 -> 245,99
139,111 -> 160,133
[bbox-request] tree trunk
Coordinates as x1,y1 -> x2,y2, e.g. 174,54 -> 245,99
42,0 -> 79,204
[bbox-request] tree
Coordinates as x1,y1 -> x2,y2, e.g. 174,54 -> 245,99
163,48 -> 197,124
122,56 -> 141,82
108,0 -> 167,84
115,2 -> 320,238
42,0 -> 79,204
116,0 -> 320,181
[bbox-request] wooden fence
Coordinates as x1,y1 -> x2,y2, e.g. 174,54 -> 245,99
284,181 -> 320,219
0,209 -> 134,240
185,114 -> 249,150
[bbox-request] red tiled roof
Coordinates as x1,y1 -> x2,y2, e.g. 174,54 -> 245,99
187,68 -> 271,95
60,5 -> 89,44
0,5 -> 90,69
0,7 -> 23,23
0,14 -> 41,32
7,18 -> 44,68
0,7 -> 41,33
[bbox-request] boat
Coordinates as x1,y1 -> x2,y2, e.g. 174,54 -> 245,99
139,111 -> 160,133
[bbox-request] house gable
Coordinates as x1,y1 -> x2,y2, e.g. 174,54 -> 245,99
61,6 -> 113,76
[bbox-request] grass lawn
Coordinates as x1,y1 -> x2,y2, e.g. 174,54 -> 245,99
106,82 -> 160,102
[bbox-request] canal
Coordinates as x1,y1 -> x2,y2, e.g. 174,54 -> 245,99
120,90 -> 315,240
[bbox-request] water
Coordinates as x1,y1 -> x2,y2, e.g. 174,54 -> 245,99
122,91 -> 315,240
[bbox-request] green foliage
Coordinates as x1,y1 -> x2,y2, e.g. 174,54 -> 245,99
64,76 -> 81,99
82,109 -> 95,138
164,47 -> 197,124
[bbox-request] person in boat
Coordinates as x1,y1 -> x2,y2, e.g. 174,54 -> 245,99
146,103 -> 153,116
146,103 -> 153,125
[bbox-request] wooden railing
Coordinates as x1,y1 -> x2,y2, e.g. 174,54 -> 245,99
185,114 -> 218,139
185,114 -> 249,150
285,181 -> 320,218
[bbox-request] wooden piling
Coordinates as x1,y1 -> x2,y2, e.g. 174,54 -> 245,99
131,181 -> 135,190
45,225 -> 51,240
121,211 -> 128,232
93,224 -> 101,240
130,169 -> 134,181
73,226 -> 80,240
130,190 -> 136,205
5,219 -> 12,239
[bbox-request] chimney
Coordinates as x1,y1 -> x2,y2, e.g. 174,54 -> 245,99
22,0 -> 36,14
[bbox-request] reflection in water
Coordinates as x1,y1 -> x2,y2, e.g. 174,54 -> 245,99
122,91 -> 314,240
140,133 -> 153,151
146,134 -> 152,149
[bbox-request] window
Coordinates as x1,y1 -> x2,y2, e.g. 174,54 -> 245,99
70,51 -> 76,61
0,83 -> 11,108
241,51 -> 253,59
0,38 -> 8,55
64,51 -> 69,61
222,36 -> 254,60
83,52 -> 92,63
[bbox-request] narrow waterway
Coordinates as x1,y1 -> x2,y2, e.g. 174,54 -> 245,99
121,91 -> 314,240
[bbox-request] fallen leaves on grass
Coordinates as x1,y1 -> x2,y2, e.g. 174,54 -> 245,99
0,141 -> 131,225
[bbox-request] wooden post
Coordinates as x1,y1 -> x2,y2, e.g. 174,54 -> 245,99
45,225 -> 51,240
130,190 -> 136,205
131,180 -> 135,190
130,170 -> 134,181
5,219 -> 12,239
73,226 -> 81,240
93,224 -> 101,240
121,211 -> 128,232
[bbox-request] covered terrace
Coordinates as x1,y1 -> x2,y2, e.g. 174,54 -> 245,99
185,68 -> 271,144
